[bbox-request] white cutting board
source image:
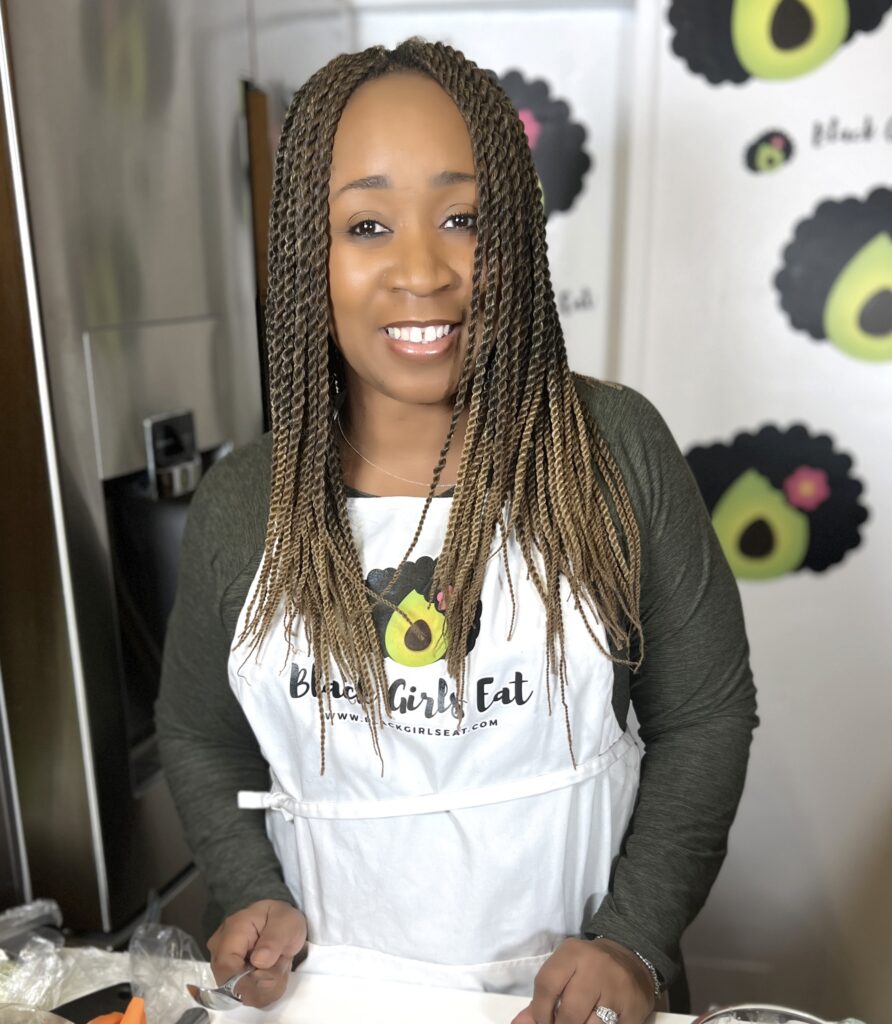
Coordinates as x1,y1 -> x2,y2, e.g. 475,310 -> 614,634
221,971 -> 692,1024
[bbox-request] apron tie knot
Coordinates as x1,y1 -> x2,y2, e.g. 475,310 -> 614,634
237,789 -> 296,822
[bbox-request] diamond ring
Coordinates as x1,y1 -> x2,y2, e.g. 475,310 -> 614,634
595,1007 -> 620,1024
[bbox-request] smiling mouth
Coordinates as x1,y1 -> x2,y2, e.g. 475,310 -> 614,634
382,322 -> 461,344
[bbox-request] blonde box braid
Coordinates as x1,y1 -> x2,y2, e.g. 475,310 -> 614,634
240,39 -> 643,770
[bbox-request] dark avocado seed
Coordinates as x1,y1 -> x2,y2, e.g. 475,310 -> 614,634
772,0 -> 814,50
405,619 -> 432,651
740,518 -> 775,558
859,288 -> 892,336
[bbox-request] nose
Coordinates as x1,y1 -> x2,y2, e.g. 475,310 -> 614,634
385,225 -> 457,296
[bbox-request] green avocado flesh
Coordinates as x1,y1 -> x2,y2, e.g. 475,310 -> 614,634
755,143 -> 785,171
384,590 -> 448,667
731,0 -> 849,80
711,469 -> 809,580
823,232 -> 892,361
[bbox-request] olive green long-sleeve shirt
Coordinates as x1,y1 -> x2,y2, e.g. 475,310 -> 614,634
156,378 -> 757,987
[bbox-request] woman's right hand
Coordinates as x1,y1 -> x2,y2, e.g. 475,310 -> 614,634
207,899 -> 308,1008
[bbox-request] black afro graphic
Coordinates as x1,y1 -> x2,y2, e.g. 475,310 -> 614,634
745,129 -> 794,172
366,556 -> 482,667
775,187 -> 892,361
668,0 -> 892,85
686,425 -> 867,579
493,70 -> 592,218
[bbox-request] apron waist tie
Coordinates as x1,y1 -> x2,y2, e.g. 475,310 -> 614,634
238,790 -> 296,821
238,733 -> 636,822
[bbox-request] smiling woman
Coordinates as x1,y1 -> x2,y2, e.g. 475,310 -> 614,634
328,73 -> 478,423
156,38 -> 757,1024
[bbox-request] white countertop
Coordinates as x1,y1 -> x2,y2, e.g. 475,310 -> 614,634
223,971 -> 692,1024
50,949 -> 692,1024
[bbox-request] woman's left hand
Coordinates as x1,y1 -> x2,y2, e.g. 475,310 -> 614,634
511,937 -> 656,1024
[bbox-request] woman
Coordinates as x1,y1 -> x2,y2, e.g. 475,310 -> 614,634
157,38 -> 757,1024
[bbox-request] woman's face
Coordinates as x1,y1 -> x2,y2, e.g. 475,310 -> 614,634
328,72 -> 478,409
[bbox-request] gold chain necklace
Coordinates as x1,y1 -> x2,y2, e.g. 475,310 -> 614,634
335,414 -> 453,492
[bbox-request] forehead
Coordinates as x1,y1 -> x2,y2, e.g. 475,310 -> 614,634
330,72 -> 475,180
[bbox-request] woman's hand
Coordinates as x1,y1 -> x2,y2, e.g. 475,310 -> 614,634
511,937 -> 656,1024
207,899 -> 308,1008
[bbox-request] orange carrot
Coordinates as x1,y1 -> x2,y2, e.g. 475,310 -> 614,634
85,1014 -> 123,1024
120,996 -> 147,1024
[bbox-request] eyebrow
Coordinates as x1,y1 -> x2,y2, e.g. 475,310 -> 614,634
334,170 -> 476,196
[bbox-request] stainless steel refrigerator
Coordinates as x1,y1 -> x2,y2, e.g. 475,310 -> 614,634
0,0 -> 270,937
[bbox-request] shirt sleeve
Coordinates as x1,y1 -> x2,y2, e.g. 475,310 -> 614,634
578,382 -> 759,987
155,441 -> 295,923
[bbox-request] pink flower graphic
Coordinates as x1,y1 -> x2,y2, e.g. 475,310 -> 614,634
784,466 -> 831,511
518,108 -> 542,150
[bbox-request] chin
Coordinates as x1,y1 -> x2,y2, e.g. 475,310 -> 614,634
385,383 -> 458,408
376,366 -> 463,408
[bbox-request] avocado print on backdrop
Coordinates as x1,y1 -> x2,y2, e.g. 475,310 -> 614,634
493,70 -> 592,219
668,0 -> 892,84
745,130 -> 794,173
367,557 -> 482,667
776,187 -> 892,361
686,425 -> 868,580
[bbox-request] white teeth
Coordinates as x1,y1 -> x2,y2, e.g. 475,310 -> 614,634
384,324 -> 457,343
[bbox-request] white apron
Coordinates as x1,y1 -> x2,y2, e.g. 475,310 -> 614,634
232,496 -> 640,995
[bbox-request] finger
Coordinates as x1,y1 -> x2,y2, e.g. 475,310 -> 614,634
528,956 -> 575,1024
208,919 -> 259,984
511,1008 -> 538,1024
250,905 -> 307,969
555,975 -> 601,1024
584,1008 -> 622,1024
587,998 -> 649,1024
234,953 -> 293,1009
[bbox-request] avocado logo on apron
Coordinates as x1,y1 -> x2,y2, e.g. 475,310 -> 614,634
366,556 -> 482,667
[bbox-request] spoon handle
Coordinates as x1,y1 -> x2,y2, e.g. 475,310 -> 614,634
221,965 -> 255,999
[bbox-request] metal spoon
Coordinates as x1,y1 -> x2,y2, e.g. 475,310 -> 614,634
186,966 -> 255,1010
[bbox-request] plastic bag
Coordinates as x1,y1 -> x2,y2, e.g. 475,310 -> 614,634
0,935 -> 71,1012
0,1009 -> 75,1024
0,900 -> 63,957
128,923 -> 210,1024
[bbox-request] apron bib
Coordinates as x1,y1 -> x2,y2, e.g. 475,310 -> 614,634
232,496 -> 639,994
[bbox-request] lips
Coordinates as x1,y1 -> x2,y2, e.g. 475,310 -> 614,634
383,322 -> 461,344
379,319 -> 463,358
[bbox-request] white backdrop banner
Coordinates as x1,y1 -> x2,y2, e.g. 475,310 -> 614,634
621,2 -> 892,1019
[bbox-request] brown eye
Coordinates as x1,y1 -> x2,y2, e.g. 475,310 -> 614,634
350,219 -> 389,237
443,212 -> 478,232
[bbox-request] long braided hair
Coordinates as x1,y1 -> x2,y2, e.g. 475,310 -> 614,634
241,38 -> 643,769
